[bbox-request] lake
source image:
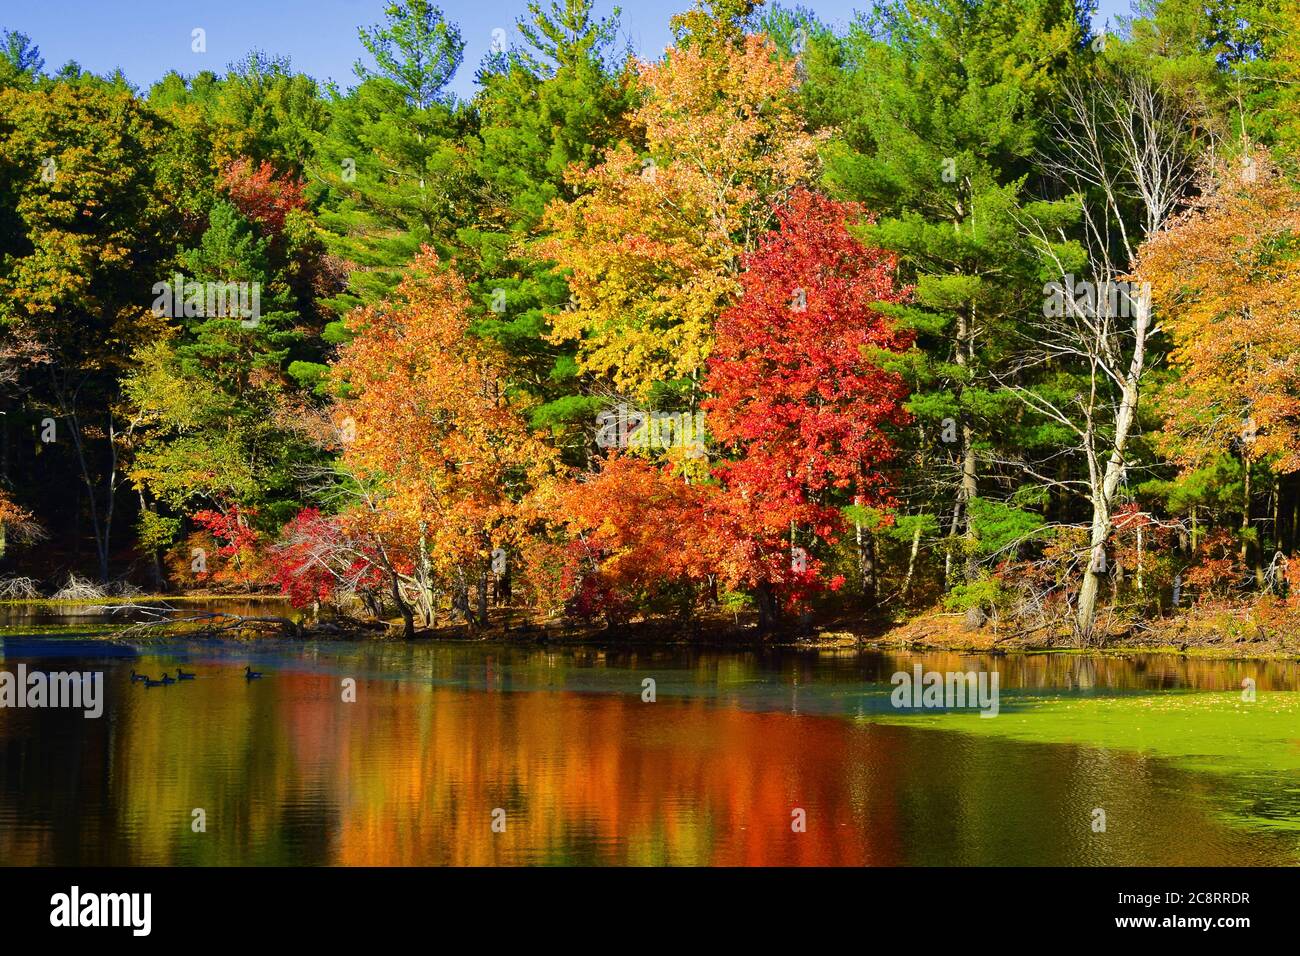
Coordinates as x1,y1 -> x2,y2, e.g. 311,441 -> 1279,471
2,606 -> 1299,865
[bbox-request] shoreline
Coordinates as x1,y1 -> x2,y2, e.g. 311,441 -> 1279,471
5,593 -> 1299,662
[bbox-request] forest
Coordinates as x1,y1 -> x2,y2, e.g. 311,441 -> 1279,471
1,0 -> 1299,646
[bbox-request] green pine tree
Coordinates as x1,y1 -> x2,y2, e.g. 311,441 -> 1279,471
805,0 -> 1089,590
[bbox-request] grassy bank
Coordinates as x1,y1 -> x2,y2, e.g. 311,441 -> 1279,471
6,592 -> 1300,662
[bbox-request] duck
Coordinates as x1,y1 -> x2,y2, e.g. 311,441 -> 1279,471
143,677 -> 165,687
159,673 -> 175,685
130,669 -> 148,682
176,667 -> 196,680
244,665 -> 263,680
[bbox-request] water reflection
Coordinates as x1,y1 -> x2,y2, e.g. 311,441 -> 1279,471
0,597 -> 301,630
1,641 -> 1298,865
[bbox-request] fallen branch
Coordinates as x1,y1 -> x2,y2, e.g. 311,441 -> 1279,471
94,604 -> 301,639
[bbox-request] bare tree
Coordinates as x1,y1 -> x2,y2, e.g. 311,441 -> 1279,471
288,463 -> 427,639
1006,66 -> 1200,643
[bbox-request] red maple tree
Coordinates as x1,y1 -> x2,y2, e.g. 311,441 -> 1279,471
218,158 -> 307,233
702,188 -> 912,617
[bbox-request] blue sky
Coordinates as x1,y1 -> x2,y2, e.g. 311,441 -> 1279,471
4,0 -> 1136,100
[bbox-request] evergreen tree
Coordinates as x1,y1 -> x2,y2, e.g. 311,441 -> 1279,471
464,0 -> 633,455
312,3 -> 476,320
0,30 -> 43,87
804,0 -> 1089,591
126,200 -> 323,530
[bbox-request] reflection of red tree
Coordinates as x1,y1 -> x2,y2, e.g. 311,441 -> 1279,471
317,686 -> 907,866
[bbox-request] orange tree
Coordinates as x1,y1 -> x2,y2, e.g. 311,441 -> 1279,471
527,454 -> 717,626
326,248 -> 559,635
1140,155 -> 1300,565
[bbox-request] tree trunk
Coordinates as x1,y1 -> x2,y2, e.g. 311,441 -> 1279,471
1135,525 -> 1144,594
388,569 -> 414,639
943,497 -> 961,587
476,568 -> 489,628
902,521 -> 922,603
139,490 -> 165,592
954,308 -> 978,581
451,577 -> 470,622
1270,476 -> 1280,560
960,420 -> 978,580
50,372 -> 119,582
1077,296 -> 1150,642
856,520 -> 877,609
1241,456 -> 1251,567
1290,479 -> 1299,553
1076,518 -> 1108,645
755,582 -> 778,633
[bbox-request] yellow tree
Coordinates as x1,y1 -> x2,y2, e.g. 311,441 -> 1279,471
332,249 -> 559,633
540,0 -> 823,403
1139,154 -> 1300,564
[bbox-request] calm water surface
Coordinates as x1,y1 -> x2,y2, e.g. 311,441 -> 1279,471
2,607 -> 1299,865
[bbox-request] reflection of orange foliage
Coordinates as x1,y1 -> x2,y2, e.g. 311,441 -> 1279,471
3,648 -> 1295,866
328,686 -> 896,866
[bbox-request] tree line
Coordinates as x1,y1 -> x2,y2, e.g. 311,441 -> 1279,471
2,0 -> 1299,643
